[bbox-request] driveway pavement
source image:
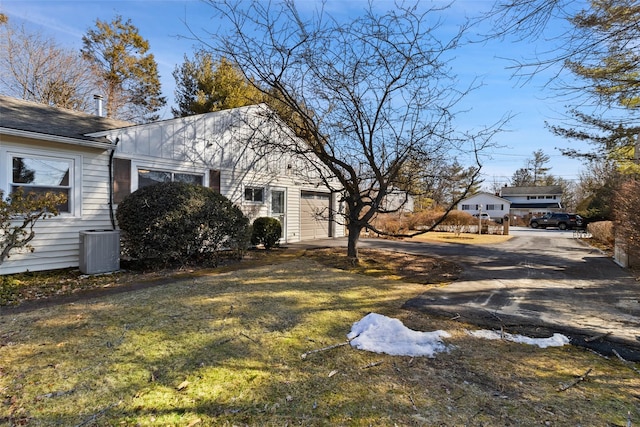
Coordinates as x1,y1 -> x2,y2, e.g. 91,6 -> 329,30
291,227 -> 640,360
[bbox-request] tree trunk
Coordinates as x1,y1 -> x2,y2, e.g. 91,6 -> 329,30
347,222 -> 362,261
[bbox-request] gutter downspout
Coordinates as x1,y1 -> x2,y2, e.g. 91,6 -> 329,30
108,137 -> 120,230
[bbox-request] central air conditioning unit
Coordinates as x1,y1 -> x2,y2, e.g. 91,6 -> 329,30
79,230 -> 120,274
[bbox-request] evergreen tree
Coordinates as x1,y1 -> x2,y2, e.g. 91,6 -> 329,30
82,15 -> 165,123
173,53 -> 264,117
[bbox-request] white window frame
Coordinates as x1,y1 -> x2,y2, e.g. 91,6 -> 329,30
137,168 -> 204,189
244,186 -> 265,203
1,147 -> 81,217
130,159 -> 205,192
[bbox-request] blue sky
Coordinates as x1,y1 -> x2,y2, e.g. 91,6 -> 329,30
1,0 -> 588,187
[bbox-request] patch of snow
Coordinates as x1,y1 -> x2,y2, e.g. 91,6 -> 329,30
467,329 -> 570,348
347,313 -> 451,357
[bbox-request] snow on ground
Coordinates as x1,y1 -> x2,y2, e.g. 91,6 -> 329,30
466,329 -> 570,348
347,313 -> 570,358
347,313 -> 451,358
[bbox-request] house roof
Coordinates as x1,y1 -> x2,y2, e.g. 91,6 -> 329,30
500,185 -> 563,196
0,95 -> 132,147
459,191 -> 511,204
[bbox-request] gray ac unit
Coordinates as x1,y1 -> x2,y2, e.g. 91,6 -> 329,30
79,230 -> 120,274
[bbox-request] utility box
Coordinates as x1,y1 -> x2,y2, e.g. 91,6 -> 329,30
79,230 -> 120,274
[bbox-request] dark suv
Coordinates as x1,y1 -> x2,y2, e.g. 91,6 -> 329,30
529,213 -> 583,230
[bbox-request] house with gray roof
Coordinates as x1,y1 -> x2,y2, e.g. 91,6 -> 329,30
1,96 -> 344,275
456,191 -> 511,222
499,185 -> 563,218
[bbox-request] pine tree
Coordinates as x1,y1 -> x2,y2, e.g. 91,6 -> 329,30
82,15 -> 165,123
173,53 -> 263,117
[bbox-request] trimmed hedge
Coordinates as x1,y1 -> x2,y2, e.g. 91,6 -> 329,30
251,217 -> 282,249
116,182 -> 250,267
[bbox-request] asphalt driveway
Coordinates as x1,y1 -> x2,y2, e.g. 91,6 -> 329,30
293,227 -> 640,360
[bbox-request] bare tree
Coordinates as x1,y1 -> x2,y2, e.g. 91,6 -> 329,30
0,19 -> 94,111
199,1 -> 504,259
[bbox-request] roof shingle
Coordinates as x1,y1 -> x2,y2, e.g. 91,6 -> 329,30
0,95 -> 132,145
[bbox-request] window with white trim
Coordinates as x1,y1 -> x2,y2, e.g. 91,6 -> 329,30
461,204 -> 470,210
11,155 -> 72,213
137,168 -> 203,189
244,187 -> 264,203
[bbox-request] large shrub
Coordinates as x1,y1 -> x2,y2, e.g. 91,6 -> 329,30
116,182 -> 250,267
587,220 -> 614,247
250,217 -> 282,249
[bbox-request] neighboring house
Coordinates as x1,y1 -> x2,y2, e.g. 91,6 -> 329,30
0,96 -> 343,275
457,192 -> 511,221
380,188 -> 414,213
499,185 -> 563,218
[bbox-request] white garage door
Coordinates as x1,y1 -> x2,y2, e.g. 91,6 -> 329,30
300,191 -> 330,240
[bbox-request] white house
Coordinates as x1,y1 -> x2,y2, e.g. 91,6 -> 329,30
457,192 -> 511,221
499,185 -> 563,218
0,96 -> 343,275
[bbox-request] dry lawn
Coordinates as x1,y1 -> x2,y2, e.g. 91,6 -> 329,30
0,247 -> 639,426
408,231 -> 513,245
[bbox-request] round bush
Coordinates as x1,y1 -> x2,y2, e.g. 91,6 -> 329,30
116,182 -> 250,266
251,217 -> 282,249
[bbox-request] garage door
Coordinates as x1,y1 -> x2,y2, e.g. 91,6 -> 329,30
300,191 -> 330,240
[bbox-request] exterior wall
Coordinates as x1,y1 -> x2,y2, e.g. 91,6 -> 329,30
500,186 -> 563,218
98,106 -> 344,244
0,136 -> 112,275
457,193 -> 510,221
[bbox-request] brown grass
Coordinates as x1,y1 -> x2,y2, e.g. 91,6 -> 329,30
1,246 -> 639,426
408,230 -> 512,245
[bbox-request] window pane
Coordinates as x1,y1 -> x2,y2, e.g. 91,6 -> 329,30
11,185 -> 69,212
138,169 -> 171,188
272,191 -> 285,214
245,187 -> 264,202
13,157 -> 70,186
175,173 -> 203,185
254,188 -> 264,202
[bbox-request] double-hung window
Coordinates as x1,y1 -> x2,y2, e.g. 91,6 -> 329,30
11,154 -> 72,213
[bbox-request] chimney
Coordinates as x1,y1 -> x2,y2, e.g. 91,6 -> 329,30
94,94 -> 104,117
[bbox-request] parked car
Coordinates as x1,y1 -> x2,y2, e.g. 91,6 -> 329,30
473,213 -> 492,221
529,213 -> 583,230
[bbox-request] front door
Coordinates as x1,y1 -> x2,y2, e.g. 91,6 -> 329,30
271,189 -> 286,241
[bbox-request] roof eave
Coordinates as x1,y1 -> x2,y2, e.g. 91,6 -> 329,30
0,127 -> 113,150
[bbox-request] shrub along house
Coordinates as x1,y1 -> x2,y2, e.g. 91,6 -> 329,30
0,96 -> 343,275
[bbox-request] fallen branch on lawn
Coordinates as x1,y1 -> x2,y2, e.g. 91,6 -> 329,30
361,360 -> 384,369
612,349 -> 640,375
557,368 -> 592,392
584,332 -> 612,342
301,341 -> 349,360
301,334 -> 360,360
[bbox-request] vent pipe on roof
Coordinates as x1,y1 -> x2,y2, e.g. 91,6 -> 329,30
94,94 -> 104,117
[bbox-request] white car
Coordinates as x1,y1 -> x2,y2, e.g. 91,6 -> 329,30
472,213 -> 492,221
